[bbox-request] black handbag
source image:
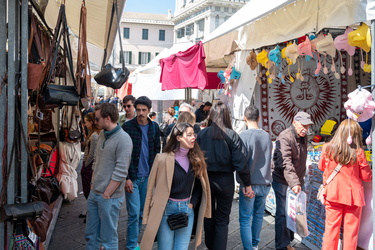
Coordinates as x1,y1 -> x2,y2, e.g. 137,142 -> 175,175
41,4 -> 79,106
94,63 -> 130,89
0,201 -> 45,222
166,179 -> 195,231
94,1 -> 129,89
43,85 -> 79,106
167,212 -> 189,230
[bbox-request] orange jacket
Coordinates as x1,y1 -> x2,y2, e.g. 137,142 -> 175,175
318,145 -> 372,206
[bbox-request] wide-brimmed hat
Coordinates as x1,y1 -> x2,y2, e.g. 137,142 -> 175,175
334,27 -> 356,56
348,23 -> 371,53
294,111 -> 314,125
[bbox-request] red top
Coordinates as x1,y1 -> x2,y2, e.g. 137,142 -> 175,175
160,41 -> 208,90
318,144 -> 372,206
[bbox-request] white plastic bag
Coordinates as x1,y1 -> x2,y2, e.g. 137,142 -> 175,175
286,188 -> 309,237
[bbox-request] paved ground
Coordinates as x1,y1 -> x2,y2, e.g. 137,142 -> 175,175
49,162 -> 310,250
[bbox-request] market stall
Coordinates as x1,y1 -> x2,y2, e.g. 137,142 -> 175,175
202,0 -> 375,249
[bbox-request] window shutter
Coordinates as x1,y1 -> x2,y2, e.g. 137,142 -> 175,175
129,51 -> 132,64
148,52 -> 151,63
138,52 -> 142,64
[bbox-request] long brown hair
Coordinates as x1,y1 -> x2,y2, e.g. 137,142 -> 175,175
325,119 -> 363,165
85,112 -> 101,138
207,101 -> 232,140
164,123 -> 206,177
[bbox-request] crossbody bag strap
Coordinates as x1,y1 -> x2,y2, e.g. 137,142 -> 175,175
186,178 -> 196,213
324,163 -> 343,186
101,1 -> 116,69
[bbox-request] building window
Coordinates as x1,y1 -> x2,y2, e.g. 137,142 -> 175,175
215,6 -> 220,11
186,24 -> 194,36
138,52 -> 151,64
224,16 -> 230,22
120,51 -> 132,64
142,29 -> 149,40
123,28 -> 130,39
177,27 -> 185,38
198,19 -> 204,31
156,52 -> 159,57
159,30 -> 165,41
215,15 -> 220,29
224,7 -> 229,12
232,8 -> 237,13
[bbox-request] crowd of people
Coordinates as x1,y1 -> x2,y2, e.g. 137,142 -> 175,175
78,94 -> 372,250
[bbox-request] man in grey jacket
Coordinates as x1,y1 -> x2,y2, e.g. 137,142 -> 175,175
271,111 -> 313,250
85,103 -> 133,250
237,105 -> 272,250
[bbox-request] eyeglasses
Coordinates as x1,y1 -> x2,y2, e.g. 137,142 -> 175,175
94,117 -> 100,121
124,104 -> 133,108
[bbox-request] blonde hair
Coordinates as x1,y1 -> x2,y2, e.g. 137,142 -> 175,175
325,119 -> 363,165
177,111 -> 196,126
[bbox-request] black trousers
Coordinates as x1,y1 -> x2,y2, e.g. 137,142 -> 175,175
80,161 -> 93,199
204,172 -> 234,250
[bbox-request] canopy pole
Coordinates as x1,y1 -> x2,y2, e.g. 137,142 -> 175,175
371,19 -> 375,250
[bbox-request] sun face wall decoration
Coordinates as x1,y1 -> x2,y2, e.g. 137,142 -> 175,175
257,52 -> 349,139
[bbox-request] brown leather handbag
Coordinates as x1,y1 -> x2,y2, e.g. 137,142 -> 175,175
28,13 -> 47,91
29,202 -> 53,242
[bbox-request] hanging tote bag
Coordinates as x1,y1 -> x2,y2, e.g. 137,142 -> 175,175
94,0 -> 130,89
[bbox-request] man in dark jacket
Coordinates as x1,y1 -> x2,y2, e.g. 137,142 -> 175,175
272,111 -> 313,250
195,101 -> 212,123
122,96 -> 161,250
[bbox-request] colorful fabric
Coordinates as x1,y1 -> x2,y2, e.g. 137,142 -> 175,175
160,41 -> 208,90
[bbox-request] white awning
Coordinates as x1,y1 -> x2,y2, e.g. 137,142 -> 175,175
42,0 -> 126,66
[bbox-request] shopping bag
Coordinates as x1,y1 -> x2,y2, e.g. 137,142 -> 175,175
286,188 -> 309,237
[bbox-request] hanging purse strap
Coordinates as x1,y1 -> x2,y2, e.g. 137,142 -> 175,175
323,164 -> 342,186
101,0 -> 126,72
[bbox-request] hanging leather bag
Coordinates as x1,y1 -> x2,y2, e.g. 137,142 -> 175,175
28,12 -> 47,91
42,3 -> 79,107
76,0 -> 92,98
94,0 -> 129,89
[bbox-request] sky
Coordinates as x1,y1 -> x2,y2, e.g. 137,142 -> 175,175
125,0 -> 175,15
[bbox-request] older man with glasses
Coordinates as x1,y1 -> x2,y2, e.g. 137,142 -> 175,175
118,95 -> 136,126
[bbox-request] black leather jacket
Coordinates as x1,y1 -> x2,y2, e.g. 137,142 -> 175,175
197,127 -> 251,186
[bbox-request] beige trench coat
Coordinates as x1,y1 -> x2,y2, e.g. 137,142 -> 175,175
140,152 -> 211,249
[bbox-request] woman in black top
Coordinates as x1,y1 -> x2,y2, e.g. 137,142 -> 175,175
197,101 -> 252,250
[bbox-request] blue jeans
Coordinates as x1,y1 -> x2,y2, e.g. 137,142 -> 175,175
85,191 -> 124,250
239,185 -> 271,249
125,176 -> 148,250
272,181 -> 294,250
157,200 -> 194,250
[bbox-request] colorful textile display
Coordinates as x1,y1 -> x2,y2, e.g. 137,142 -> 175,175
160,41 -> 208,90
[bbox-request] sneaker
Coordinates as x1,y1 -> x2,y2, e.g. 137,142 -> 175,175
252,246 -> 258,250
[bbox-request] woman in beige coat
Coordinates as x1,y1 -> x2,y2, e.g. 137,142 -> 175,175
140,123 -> 211,250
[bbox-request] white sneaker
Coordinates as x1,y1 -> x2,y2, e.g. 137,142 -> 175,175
252,246 -> 258,250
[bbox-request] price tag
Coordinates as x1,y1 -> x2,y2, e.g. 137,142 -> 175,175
28,230 -> 37,244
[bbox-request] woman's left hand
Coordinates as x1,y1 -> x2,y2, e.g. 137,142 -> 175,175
188,203 -> 193,209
